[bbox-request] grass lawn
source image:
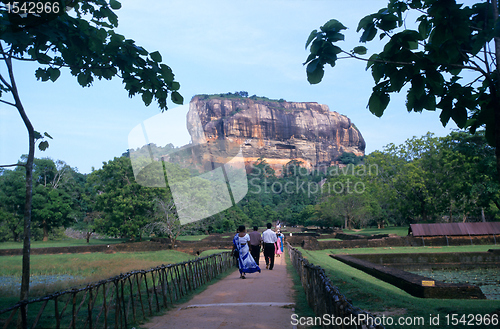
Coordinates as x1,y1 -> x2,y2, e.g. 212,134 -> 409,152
0,238 -> 129,249
297,245 -> 500,329
342,226 -> 409,237
0,249 -> 196,304
177,235 -> 209,241
317,238 -> 343,241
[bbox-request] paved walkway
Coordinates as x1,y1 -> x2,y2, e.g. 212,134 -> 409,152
141,253 -> 296,329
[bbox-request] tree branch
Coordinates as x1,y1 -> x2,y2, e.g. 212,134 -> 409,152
339,49 -> 490,76
0,99 -> 16,107
0,163 -> 26,168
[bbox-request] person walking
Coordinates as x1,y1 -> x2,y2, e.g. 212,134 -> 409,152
275,232 -> 283,257
248,226 -> 262,265
262,222 -> 278,270
232,225 -> 261,279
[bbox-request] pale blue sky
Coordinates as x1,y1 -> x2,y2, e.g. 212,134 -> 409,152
1,0 -> 460,174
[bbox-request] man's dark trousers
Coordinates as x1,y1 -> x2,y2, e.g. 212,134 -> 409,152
250,244 -> 260,264
263,243 -> 275,270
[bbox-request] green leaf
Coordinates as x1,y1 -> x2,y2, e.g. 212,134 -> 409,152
451,106 -> 468,128
360,24 -> 377,43
109,0 -> 122,10
48,68 -> 61,82
38,141 -> 49,151
368,91 -> 390,117
325,31 -> 345,42
418,19 -> 431,39
366,54 -> 379,70
171,91 -> 184,105
35,68 -> 50,82
321,19 -> 347,33
357,14 -> 374,33
142,90 -> 153,106
306,29 -> 318,49
408,41 -> 418,50
77,72 -> 93,86
352,46 -> 367,55
160,64 -> 175,83
170,81 -> 180,91
371,63 -> 385,83
306,59 -> 325,84
303,53 -> 316,65
150,51 -> 162,63
439,107 -> 452,127
44,132 -> 53,139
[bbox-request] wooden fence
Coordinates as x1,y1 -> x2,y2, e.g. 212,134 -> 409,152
287,243 -> 384,329
0,251 -> 235,329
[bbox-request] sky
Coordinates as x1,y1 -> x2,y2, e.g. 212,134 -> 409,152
0,0 -> 461,175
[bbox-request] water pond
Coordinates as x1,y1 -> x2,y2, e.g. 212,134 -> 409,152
408,267 -> 500,300
0,275 -> 82,295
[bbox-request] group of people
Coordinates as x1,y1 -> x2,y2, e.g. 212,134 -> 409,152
232,223 -> 285,279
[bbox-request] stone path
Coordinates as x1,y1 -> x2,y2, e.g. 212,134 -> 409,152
141,253 -> 296,329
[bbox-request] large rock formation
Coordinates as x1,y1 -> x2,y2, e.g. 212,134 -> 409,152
187,95 -> 365,173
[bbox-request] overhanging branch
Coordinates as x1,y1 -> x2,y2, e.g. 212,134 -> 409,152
0,163 -> 26,168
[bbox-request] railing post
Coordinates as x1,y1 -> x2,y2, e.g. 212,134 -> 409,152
120,280 -> 127,329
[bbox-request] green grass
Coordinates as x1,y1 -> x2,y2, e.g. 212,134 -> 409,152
199,249 -> 230,256
0,250 -> 235,329
0,250 -> 195,301
317,238 -> 343,241
177,235 -> 209,241
297,246 -> 500,329
342,226 -> 409,237
0,238 -> 128,249
285,249 -> 321,329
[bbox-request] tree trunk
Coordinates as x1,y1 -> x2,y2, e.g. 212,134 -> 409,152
4,49 -> 34,312
42,223 -> 49,242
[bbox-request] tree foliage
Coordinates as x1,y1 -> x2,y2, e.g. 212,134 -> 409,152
0,0 -> 183,303
305,0 -> 500,180
86,156 -> 163,239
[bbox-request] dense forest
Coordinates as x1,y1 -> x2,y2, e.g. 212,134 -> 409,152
1,130 -> 498,242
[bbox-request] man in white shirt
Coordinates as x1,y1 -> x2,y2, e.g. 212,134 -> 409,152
262,222 -> 278,270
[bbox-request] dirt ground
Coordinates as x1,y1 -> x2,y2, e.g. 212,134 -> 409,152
140,252 -> 297,329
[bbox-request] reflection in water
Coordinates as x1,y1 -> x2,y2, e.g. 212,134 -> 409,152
0,275 -> 82,295
407,268 -> 500,300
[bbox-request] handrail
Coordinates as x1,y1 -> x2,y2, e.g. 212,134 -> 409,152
0,251 -> 236,329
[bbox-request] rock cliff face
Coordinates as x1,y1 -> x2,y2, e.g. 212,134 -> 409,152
187,95 -> 365,173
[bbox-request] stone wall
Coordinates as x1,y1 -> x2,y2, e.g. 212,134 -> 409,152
352,251 -> 500,269
332,254 -> 486,299
312,235 -> 500,250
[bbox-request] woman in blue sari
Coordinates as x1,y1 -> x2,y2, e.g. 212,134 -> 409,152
233,225 -> 261,279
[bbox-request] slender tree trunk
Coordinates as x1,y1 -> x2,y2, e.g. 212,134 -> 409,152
4,50 -> 34,307
42,223 -> 49,242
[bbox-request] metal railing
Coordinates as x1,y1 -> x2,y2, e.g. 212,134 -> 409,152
287,243 -> 384,329
0,252 -> 235,329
